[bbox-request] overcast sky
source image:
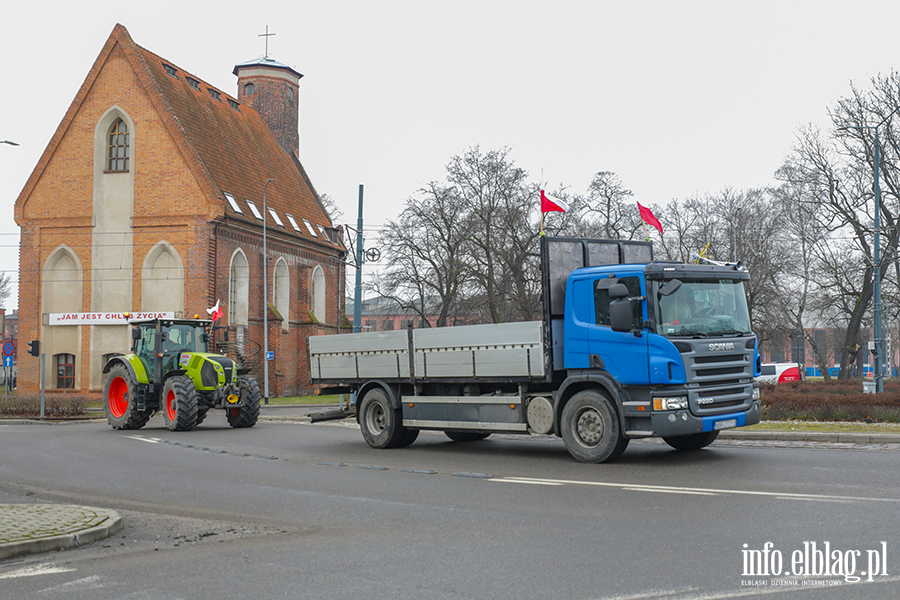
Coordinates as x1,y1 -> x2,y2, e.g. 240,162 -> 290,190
3,1 -> 899,311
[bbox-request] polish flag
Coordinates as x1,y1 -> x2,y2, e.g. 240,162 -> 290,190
541,189 -> 568,213
206,299 -> 223,321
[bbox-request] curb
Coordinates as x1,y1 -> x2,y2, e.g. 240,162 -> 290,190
719,430 -> 900,444
0,505 -> 124,561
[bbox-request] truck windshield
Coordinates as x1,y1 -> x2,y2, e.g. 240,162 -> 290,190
654,278 -> 751,337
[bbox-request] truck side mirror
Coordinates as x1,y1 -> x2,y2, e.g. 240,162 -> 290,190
610,300 -> 633,332
132,328 -> 141,340
658,279 -> 682,297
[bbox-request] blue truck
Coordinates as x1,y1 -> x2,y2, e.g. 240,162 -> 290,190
308,236 -> 761,462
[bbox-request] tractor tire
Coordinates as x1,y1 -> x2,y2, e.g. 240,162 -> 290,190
195,405 -> 210,427
445,431 -> 491,442
227,375 -> 261,428
663,430 -> 719,451
162,376 -> 200,431
103,364 -> 153,430
561,390 -> 629,463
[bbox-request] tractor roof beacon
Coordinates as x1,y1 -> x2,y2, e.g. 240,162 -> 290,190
102,318 -> 261,431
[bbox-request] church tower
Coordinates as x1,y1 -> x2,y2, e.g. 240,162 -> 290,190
233,57 -> 303,156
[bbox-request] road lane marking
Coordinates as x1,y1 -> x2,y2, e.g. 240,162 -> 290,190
122,435 -> 158,444
621,487 -> 717,496
0,563 -> 76,579
489,477 -> 899,503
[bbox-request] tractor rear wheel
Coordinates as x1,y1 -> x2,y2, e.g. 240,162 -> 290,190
162,376 -> 200,431
103,364 -> 152,430
227,375 -> 261,428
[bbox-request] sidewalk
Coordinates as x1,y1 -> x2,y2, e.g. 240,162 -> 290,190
0,504 -> 123,560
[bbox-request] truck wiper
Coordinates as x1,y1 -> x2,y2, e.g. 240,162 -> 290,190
708,329 -> 748,337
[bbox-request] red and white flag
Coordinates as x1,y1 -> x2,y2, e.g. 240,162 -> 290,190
637,202 -> 663,235
541,189 -> 568,213
206,299 -> 223,321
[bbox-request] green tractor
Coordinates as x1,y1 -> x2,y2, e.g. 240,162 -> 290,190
102,318 -> 261,431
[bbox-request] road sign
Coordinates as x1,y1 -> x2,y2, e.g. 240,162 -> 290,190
266,351 -> 274,360
2,341 -> 14,356
3,356 -> 12,367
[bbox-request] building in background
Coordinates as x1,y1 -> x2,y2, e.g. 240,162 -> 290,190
14,24 -> 345,396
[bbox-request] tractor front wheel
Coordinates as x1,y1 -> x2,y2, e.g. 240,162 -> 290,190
227,375 -> 261,428
162,376 -> 200,431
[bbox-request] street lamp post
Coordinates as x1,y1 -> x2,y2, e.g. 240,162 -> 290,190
262,178 -> 275,405
841,112 -> 900,392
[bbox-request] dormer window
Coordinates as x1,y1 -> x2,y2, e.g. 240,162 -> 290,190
107,118 -> 129,172
208,88 -> 221,101
228,99 -> 240,110
164,64 -> 178,78
187,76 -> 200,90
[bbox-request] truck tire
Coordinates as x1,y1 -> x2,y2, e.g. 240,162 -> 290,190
359,388 -> 410,449
561,390 -> 628,463
162,376 -> 199,431
663,430 -> 719,451
103,364 -> 153,430
228,375 -> 261,428
445,431 -> 491,442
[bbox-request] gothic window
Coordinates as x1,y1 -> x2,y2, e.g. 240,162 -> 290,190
229,250 -> 250,327
311,265 -> 326,323
108,118 -> 129,172
274,258 -> 289,331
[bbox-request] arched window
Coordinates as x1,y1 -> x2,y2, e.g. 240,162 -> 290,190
108,118 -> 130,171
229,250 -> 250,327
142,241 -> 184,313
56,354 -> 75,389
244,83 -> 255,95
274,258 -> 289,331
311,265 -> 326,323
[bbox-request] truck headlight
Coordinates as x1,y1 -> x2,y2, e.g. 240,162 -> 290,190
653,396 -> 688,411
752,387 -> 760,401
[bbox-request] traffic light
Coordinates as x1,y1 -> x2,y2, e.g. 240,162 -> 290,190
27,340 -> 40,357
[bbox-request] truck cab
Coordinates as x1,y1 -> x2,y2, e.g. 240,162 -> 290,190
554,251 -> 761,444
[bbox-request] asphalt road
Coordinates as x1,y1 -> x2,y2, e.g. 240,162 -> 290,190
1,414 -> 899,599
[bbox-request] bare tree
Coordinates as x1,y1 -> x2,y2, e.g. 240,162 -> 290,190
370,182 -> 471,327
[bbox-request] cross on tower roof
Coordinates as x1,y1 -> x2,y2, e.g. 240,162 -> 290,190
259,25 -> 276,58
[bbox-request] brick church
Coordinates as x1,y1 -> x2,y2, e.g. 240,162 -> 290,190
14,24 -> 346,396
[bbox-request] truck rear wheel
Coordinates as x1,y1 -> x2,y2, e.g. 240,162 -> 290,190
103,364 -> 153,430
162,376 -> 199,431
228,375 -> 261,428
663,431 -> 719,451
359,388 -> 411,449
561,390 -> 628,463
445,431 -> 491,442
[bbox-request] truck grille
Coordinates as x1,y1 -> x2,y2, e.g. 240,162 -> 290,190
675,337 -> 755,415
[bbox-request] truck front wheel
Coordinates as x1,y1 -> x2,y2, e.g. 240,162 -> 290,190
162,376 -> 199,431
359,388 -> 411,449
103,364 -> 153,430
663,431 -> 719,451
561,390 -> 628,463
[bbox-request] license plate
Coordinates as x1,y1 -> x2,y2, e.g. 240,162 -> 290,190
714,418 -> 737,430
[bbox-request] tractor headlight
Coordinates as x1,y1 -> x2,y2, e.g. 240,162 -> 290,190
653,396 -> 688,411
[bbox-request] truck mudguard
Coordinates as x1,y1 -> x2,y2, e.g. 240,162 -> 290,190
554,370 -> 628,435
